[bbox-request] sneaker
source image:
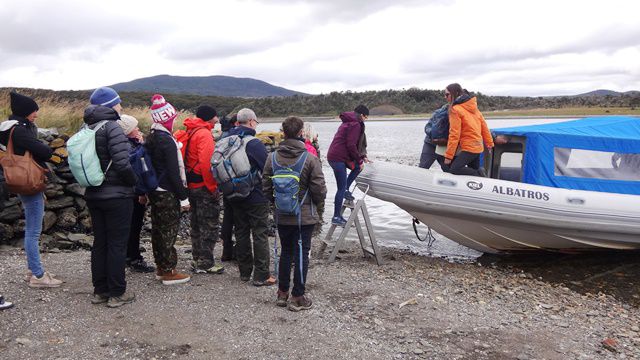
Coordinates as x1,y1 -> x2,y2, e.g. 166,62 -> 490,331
191,262 -> 225,274
253,275 -> 277,287
128,259 -> 155,273
159,269 -> 191,285
331,216 -> 347,227
25,271 -> 58,282
107,291 -> 136,308
344,191 -> 355,201
288,295 -> 313,312
91,293 -> 109,305
28,272 -> 63,288
0,295 -> 14,311
276,290 -> 289,307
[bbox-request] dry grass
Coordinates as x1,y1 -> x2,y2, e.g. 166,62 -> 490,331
0,90 -> 194,134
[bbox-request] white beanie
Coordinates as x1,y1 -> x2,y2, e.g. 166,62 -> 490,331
117,114 -> 138,135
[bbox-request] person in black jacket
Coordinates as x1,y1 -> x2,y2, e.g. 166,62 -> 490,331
85,87 -> 137,308
145,94 -> 191,285
0,91 -> 62,288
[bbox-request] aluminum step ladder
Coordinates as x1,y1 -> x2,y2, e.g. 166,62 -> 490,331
320,184 -> 383,265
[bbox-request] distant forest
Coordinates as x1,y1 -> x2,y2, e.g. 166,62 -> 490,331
4,87 -> 640,117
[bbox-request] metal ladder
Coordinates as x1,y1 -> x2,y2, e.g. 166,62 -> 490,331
320,184 -> 383,265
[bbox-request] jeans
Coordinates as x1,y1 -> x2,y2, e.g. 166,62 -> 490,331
126,199 -> 146,262
447,151 -> 481,176
88,198 -> 133,297
418,142 -> 437,169
18,192 -> 45,278
329,161 -> 361,218
277,224 -> 314,297
230,201 -> 271,281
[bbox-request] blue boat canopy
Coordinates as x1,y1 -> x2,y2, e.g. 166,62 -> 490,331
493,116 -> 640,195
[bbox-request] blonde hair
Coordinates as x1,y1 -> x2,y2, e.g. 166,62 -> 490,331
303,122 -> 317,141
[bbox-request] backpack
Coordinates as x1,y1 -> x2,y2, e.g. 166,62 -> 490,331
271,151 -> 308,216
210,134 -> 258,200
67,120 -> 112,187
129,143 -> 159,194
429,104 -> 450,145
174,128 -> 209,184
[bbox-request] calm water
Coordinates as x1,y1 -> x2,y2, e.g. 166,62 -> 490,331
259,118 -> 573,261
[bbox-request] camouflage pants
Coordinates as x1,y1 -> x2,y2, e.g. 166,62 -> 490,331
149,191 -> 180,272
189,187 -> 221,269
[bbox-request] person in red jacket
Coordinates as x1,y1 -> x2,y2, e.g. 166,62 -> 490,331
182,105 -> 225,274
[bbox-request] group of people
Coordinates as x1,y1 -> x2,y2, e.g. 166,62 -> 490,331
0,81 -> 492,312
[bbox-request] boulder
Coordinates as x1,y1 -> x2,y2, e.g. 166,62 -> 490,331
49,138 -> 66,148
0,204 -> 23,222
74,197 -> 86,211
53,147 -> 68,158
0,222 -> 15,243
37,128 -> 59,138
65,183 -> 85,197
43,211 -> 57,232
57,207 -> 78,229
45,197 -> 74,210
14,219 -> 25,234
45,183 -> 65,199
80,216 -> 92,231
68,233 -> 93,249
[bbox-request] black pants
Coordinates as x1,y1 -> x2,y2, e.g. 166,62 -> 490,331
126,199 -> 146,262
446,151 -> 481,176
88,198 -> 133,297
418,142 -> 437,169
230,201 -> 271,281
220,198 -> 234,256
277,224 -> 314,297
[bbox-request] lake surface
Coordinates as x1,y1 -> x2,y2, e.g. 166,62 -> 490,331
258,118 -> 574,261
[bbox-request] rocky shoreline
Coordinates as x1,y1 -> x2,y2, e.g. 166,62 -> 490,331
2,238 -> 639,359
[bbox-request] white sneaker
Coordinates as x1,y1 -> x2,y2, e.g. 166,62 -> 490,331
25,271 -> 58,282
28,272 -> 63,288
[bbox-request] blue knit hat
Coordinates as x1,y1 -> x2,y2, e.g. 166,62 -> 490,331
90,87 -> 121,108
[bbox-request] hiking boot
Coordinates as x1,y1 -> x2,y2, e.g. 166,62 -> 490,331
91,293 -> 109,304
107,291 -> 136,308
0,295 -> 14,311
191,262 -> 225,274
128,259 -> 155,273
288,295 -> 313,312
276,290 -> 289,307
28,272 -> 63,288
331,216 -> 347,227
344,191 -> 355,201
253,275 -> 277,287
159,269 -> 191,285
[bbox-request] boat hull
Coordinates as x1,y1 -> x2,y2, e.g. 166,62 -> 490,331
357,162 -> 640,253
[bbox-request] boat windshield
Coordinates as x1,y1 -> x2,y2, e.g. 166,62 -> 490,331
554,148 -> 640,182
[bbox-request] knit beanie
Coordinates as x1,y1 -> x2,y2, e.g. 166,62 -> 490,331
354,104 -> 369,116
117,114 -> 138,136
10,91 -> 39,118
90,87 -> 121,108
195,105 -> 217,121
150,94 -> 177,130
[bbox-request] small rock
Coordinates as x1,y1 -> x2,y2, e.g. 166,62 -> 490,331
631,326 -> 639,332
16,338 -> 32,346
601,338 -> 618,353
413,349 -> 424,355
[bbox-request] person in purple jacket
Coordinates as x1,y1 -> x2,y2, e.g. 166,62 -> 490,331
326,105 -> 369,226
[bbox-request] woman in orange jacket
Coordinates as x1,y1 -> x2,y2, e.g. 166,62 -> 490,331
443,83 -> 494,176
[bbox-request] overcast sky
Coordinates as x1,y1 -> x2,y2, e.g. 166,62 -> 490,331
0,0 -> 638,96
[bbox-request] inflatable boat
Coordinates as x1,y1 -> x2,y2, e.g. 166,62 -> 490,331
357,116 -> 640,253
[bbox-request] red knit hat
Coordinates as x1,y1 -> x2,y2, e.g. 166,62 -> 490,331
149,94 -> 177,124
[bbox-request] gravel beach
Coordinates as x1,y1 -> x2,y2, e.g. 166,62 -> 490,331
1,239 -> 639,360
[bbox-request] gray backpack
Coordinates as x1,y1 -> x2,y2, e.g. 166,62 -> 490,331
211,134 -> 258,199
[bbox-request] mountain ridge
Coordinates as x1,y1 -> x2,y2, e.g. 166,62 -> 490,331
109,74 -> 307,98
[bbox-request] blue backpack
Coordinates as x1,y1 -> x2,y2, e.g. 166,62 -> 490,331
129,143 -> 159,194
429,104 -> 450,142
270,151 -> 309,216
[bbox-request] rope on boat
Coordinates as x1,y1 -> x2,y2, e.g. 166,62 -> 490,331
412,217 -> 436,248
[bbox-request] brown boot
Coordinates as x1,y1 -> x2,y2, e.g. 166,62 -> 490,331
160,269 -> 191,285
276,290 -> 289,307
288,295 -> 313,312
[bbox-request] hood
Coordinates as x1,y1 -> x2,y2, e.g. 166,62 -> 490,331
276,138 -> 306,159
183,117 -> 213,131
84,105 -> 120,125
452,95 -> 479,113
228,125 -> 256,137
339,111 -> 359,123
0,119 -> 20,132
